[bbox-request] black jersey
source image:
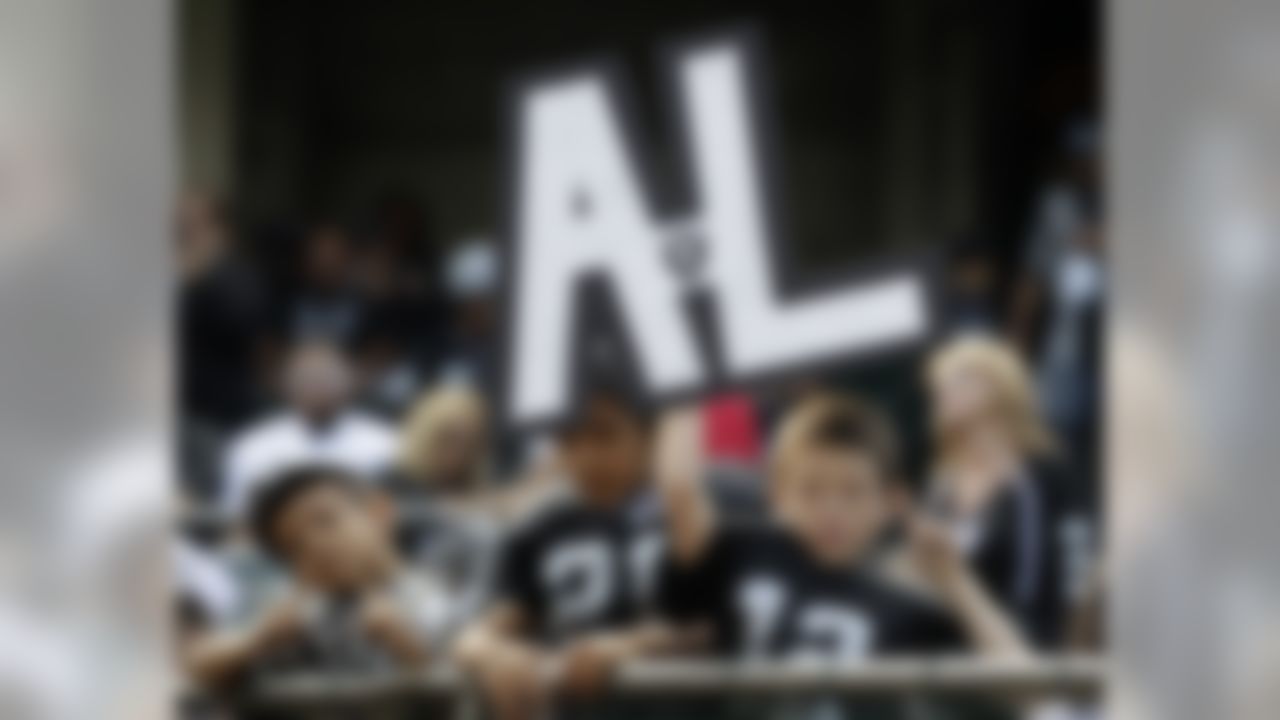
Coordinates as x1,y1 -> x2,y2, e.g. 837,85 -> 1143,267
931,458 -> 1072,648
662,522 -> 965,660
926,456 -> 1075,648
494,490 -> 666,643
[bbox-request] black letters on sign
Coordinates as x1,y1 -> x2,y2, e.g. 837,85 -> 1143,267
499,26 -> 935,429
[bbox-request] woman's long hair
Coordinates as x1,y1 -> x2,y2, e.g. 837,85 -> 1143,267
397,383 -> 489,492
928,334 -> 1056,459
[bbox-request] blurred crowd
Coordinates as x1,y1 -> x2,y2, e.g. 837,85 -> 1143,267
175,119 -> 1104,720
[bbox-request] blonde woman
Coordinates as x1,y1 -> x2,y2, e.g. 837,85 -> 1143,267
394,382 -> 561,516
924,334 -> 1074,649
392,383 -> 563,627
396,383 -> 490,497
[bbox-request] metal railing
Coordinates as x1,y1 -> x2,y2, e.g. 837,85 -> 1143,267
219,656 -> 1104,715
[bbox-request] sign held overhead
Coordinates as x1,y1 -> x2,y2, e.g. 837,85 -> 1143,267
501,28 -> 932,428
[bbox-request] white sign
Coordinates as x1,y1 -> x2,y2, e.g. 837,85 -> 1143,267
503,29 -> 931,426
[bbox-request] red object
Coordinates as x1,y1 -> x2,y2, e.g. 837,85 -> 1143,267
701,392 -> 762,463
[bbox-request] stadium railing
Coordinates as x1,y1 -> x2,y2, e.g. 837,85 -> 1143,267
216,656 -> 1104,714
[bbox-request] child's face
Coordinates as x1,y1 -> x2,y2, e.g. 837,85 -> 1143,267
273,484 -> 393,593
284,344 -> 351,421
772,446 -> 889,567
558,398 -> 648,506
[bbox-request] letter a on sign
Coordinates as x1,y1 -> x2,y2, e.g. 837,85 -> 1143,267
503,29 -> 931,427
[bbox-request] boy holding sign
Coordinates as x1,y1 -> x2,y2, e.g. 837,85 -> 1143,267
656,394 -> 1029,661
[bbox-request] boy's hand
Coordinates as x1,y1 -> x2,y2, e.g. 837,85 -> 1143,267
908,516 -> 967,595
358,592 -> 430,667
358,592 -> 409,643
553,633 -> 634,699
186,590 -> 311,687
471,641 -> 548,720
252,591 -> 309,653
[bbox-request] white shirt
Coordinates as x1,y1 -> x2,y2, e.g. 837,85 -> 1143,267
221,410 -> 396,517
173,539 -> 240,623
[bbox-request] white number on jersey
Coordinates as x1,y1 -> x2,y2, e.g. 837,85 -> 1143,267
736,575 -> 789,657
734,575 -> 876,661
542,538 -> 612,629
627,533 -> 665,606
541,533 -> 664,630
793,602 -> 874,662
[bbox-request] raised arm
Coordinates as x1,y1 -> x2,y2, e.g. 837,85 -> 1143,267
653,406 -> 716,566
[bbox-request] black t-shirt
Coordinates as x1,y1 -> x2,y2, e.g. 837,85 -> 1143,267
663,522 -> 965,660
950,459 -> 1071,649
180,260 -> 268,429
495,491 -> 666,644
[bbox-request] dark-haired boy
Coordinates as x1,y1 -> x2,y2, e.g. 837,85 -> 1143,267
454,392 -> 697,720
185,465 -> 451,687
657,394 -> 1029,660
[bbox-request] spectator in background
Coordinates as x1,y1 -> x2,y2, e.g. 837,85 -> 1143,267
350,235 -> 435,417
436,238 -> 539,475
1010,118 -> 1105,506
178,191 -> 269,432
393,383 -> 565,514
391,383 -> 566,629
1012,118 -> 1101,348
941,234 -> 1001,335
923,335 -> 1072,648
350,194 -> 447,416
185,466 -> 451,691
1029,217 -> 1104,512
391,383 -> 499,626
221,341 -> 396,518
436,238 -> 499,390
394,383 -> 491,499
367,190 -> 437,285
278,222 -> 367,348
